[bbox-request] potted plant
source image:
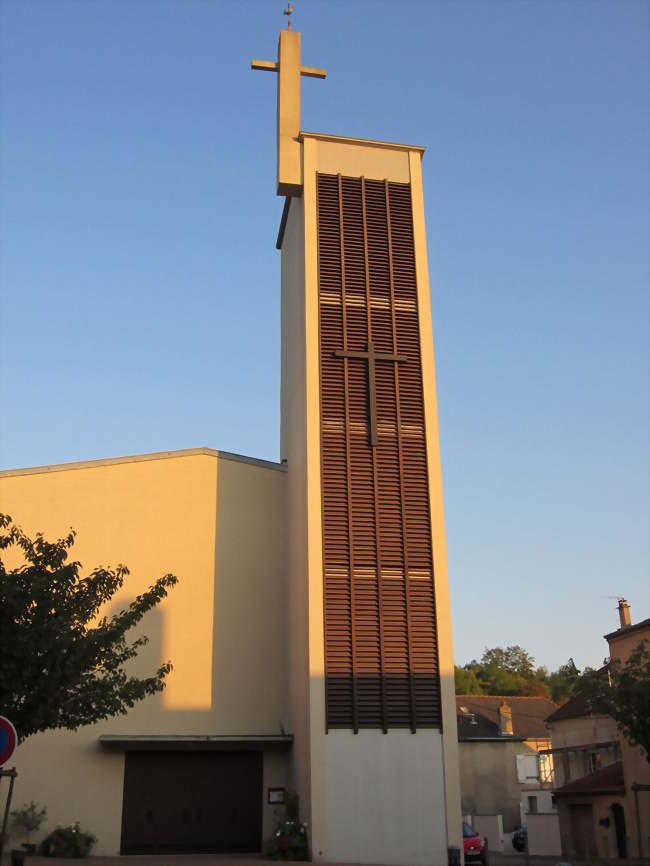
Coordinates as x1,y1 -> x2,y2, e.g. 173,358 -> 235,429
10,802 -> 47,856
265,791 -> 308,861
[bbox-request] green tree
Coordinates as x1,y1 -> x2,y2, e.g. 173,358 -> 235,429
547,658 -> 581,703
480,645 -> 536,678
0,514 -> 178,739
456,647 -> 586,700
454,666 -> 483,695
580,641 -> 650,762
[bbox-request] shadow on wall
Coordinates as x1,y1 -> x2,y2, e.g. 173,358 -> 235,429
99,457 -> 289,736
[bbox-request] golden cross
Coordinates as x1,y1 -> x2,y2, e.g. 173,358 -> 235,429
252,30 -> 326,197
335,342 -> 408,448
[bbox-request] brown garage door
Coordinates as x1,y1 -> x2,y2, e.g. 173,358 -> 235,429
121,751 -> 263,854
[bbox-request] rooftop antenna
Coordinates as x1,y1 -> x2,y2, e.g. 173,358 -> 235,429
284,2 -> 294,30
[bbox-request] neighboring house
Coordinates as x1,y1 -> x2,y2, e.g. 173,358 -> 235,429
544,692 -> 621,789
546,600 -> 649,860
456,695 -> 557,833
606,606 -> 650,862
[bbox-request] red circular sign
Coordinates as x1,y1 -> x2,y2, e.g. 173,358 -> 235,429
0,716 -> 18,765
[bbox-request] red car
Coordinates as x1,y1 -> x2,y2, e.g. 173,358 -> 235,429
463,822 -> 488,865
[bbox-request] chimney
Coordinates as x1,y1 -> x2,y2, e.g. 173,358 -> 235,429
498,700 -> 514,737
618,598 -> 631,629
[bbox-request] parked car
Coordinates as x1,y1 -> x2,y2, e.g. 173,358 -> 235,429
512,825 -> 527,852
463,822 -> 488,865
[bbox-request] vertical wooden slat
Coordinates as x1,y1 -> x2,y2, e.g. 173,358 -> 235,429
385,179 -> 417,733
338,173 -> 360,734
362,176 -> 387,734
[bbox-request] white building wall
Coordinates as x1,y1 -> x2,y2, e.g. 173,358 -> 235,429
323,730 -> 448,865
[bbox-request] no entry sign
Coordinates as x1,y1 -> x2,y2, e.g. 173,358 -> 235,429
0,717 -> 17,766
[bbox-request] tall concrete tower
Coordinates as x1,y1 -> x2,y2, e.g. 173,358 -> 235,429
254,25 -> 461,865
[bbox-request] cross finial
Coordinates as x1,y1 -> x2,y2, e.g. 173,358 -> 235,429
251,26 -> 326,197
284,2 -> 294,30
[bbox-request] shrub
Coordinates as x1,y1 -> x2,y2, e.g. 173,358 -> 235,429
265,817 -> 308,860
10,801 -> 47,839
40,822 -> 96,858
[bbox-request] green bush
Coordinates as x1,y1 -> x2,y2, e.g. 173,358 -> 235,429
40,822 -> 96,858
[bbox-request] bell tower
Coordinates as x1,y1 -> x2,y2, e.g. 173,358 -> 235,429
254,21 -> 461,866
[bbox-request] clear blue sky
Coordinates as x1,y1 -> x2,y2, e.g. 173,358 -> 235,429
1,0 -> 648,674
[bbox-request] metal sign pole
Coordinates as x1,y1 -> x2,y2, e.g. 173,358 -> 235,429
0,768 -> 18,863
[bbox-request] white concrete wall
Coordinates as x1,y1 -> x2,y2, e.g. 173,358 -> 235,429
521,787 -> 555,821
323,730 -> 448,865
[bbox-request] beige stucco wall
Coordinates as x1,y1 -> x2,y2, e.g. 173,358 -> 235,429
409,148 -> 463,854
0,449 -> 289,853
527,813 -> 562,856
280,189 -> 313,838
308,135 -> 412,183
548,714 -> 619,751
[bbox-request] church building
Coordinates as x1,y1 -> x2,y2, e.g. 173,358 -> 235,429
0,23 -> 462,865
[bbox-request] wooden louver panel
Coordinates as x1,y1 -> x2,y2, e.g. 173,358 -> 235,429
317,172 -> 442,731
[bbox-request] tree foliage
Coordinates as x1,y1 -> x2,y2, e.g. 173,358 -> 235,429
455,644 -> 581,702
454,666 -> 482,695
0,514 -> 178,739
580,640 -> 650,762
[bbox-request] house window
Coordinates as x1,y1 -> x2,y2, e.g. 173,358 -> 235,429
588,752 -> 601,774
528,795 -> 538,814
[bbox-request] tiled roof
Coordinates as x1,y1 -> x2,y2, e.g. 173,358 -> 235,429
545,692 -> 595,723
554,761 -> 625,796
456,695 -> 557,740
545,666 -> 612,724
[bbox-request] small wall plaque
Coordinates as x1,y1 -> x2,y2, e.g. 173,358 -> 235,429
268,787 -> 285,805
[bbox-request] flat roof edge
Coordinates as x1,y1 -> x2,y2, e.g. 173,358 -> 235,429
99,734 -> 293,752
300,130 -> 426,155
0,447 -> 286,478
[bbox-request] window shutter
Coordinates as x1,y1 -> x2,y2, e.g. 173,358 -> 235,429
317,173 -> 441,732
516,754 -> 526,782
524,755 -> 539,779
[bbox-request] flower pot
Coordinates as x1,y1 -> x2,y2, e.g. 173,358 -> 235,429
11,848 -> 26,866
